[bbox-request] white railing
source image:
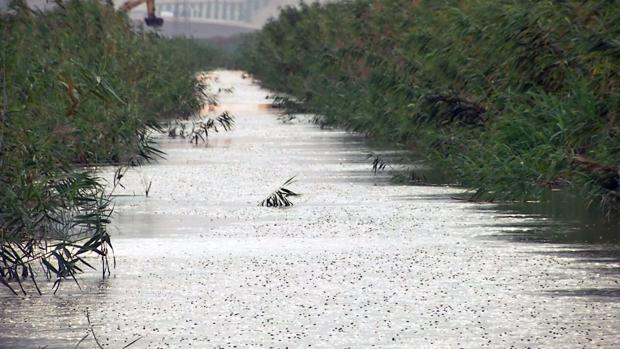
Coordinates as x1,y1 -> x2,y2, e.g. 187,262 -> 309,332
157,0 -> 270,23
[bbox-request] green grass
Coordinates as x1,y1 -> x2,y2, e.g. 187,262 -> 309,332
0,0 -> 222,293
235,0 -> 620,218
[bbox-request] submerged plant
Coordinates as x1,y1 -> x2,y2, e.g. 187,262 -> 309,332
259,176 -> 300,207
189,111 -> 235,144
367,153 -> 391,174
166,121 -> 188,138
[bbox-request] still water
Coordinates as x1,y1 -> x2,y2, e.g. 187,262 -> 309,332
0,71 -> 618,348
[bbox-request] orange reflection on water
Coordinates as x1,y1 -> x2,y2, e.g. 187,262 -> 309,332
201,102 -> 275,114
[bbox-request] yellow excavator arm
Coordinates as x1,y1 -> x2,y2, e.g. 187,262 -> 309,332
119,0 -> 163,27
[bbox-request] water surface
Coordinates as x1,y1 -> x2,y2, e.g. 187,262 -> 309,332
1,70 -> 618,348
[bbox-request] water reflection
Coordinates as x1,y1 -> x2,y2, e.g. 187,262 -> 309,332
486,193 -> 618,244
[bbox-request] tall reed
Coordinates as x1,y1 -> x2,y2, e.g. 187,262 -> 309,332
0,0 -> 221,293
236,0 -> 620,216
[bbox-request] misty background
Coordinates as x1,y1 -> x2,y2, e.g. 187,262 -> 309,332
0,0 -> 307,38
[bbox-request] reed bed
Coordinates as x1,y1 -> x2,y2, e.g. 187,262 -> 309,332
0,0 -> 221,293
235,0 -> 620,216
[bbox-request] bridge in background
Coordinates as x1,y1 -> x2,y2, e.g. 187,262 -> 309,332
127,0 -> 298,38
0,0 -> 302,38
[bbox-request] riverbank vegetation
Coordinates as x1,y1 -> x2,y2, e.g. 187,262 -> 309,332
0,0 -> 220,294
236,0 -> 620,216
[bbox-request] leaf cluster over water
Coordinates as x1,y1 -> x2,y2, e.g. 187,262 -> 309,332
259,176 -> 299,207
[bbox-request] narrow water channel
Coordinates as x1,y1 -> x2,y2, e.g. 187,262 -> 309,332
1,70 -> 619,348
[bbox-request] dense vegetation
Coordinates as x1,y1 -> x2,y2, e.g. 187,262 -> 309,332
236,0 -> 620,216
0,0 -> 219,294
